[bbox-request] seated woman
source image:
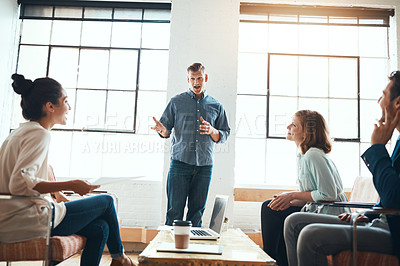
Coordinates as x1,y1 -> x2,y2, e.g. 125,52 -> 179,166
260,110 -> 348,266
0,74 -> 133,266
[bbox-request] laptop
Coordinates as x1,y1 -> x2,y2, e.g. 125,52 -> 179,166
189,195 -> 229,240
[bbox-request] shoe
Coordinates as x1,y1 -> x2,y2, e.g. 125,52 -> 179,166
110,256 -> 134,266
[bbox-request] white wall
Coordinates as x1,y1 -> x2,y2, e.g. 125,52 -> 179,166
0,0 -> 19,143
161,0 -> 239,226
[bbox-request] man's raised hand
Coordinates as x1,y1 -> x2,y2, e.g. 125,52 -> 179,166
151,117 -> 168,137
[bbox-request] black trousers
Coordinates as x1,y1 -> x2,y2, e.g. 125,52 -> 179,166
261,199 -> 303,266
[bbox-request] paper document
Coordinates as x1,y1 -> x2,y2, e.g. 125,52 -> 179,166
90,176 -> 145,186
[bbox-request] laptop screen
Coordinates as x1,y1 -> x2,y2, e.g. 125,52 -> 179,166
209,195 -> 228,234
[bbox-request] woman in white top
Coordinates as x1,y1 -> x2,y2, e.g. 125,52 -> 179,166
260,110 -> 348,266
0,74 -> 133,266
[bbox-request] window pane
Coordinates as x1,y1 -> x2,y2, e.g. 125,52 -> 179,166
265,138 -> 297,186
329,17 -> 357,24
54,6 -> 82,18
81,21 -> 112,47
17,45 -> 49,79
269,55 -> 298,96
235,138 -> 266,184
236,95 -> 266,138
74,90 -> 106,129
51,20 -> 81,46
299,25 -> 328,55
359,27 -> 388,57
139,50 -> 169,91
106,91 -> 136,131
237,53 -> 268,95
69,132 -> 104,178
238,22 -> 268,52
299,15 -> 327,23
21,19 -> 51,45
298,98 -> 329,122
48,131 -> 72,177
24,5 -> 53,17
329,99 -> 358,138
328,26 -> 358,56
299,56 -> 328,97
78,49 -> 109,89
359,17 -> 386,25
114,8 -> 142,20
143,9 -> 170,20
269,14 -> 297,22
360,58 -> 389,99
141,23 -> 170,49
329,57 -> 358,99
269,96 -> 297,137
108,49 -> 138,90
137,91 -> 166,134
360,100 -> 381,142
330,142 -> 359,188
49,48 -> 79,89
269,24 -> 298,53
111,22 -> 141,48
84,7 -> 112,19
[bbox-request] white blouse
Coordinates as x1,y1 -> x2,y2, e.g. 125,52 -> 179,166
0,122 -> 66,243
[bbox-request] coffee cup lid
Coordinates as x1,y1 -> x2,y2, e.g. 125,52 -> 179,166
173,220 -> 192,226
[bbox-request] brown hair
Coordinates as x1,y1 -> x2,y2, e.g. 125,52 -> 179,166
295,110 -> 332,154
187,63 -> 205,74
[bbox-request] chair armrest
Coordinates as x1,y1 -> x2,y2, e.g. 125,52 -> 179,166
310,201 -> 376,209
0,193 -> 55,264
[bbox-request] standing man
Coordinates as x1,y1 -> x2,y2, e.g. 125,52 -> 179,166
283,71 -> 400,266
152,63 -> 230,227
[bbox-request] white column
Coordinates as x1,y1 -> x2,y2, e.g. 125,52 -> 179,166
161,0 -> 240,225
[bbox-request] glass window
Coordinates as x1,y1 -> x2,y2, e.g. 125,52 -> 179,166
21,19 -> 51,45
237,6 -> 391,187
15,4 -> 171,179
17,45 -> 49,78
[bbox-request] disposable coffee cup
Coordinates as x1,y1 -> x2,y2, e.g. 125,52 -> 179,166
173,220 -> 192,249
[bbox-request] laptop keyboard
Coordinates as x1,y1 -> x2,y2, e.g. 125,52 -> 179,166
191,229 -> 212,236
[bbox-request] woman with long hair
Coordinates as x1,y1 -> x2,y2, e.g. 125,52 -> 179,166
0,74 -> 133,266
260,110 -> 348,266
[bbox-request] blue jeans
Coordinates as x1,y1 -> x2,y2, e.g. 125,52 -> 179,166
52,194 -> 123,266
165,159 -> 213,227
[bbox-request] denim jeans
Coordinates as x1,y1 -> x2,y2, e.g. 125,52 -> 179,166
52,194 -> 123,266
165,159 -> 213,227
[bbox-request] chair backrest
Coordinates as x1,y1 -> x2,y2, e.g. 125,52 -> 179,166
349,176 -> 380,204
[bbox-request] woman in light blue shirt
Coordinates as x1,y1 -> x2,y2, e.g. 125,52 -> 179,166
260,110 -> 348,266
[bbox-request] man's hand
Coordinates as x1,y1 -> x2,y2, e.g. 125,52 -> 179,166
267,192 -> 294,211
338,213 -> 369,223
199,116 -> 220,142
371,107 -> 400,145
151,117 -> 168,137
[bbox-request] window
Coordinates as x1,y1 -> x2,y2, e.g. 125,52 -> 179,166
236,4 -> 394,187
13,2 -> 171,179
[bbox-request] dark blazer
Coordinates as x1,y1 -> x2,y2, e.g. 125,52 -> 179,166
362,136 -> 400,259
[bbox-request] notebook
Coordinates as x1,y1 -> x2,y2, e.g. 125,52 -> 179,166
190,195 -> 229,240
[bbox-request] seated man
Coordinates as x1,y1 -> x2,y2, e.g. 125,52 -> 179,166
283,71 -> 400,266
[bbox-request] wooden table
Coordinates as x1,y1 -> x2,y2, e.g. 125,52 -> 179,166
138,228 -> 276,265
